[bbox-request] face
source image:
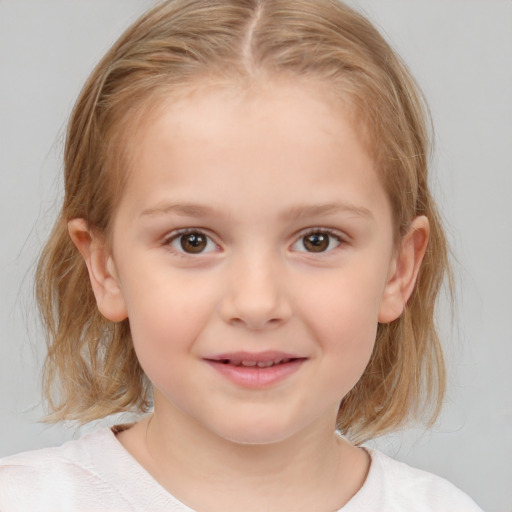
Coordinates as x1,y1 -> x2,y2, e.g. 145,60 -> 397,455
98,82 -> 403,444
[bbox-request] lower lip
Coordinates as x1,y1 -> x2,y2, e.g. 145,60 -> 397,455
205,359 -> 305,388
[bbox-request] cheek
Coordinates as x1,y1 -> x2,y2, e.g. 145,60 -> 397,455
318,307 -> 378,399
318,298 -> 378,370
300,262 -> 386,336
120,270 -> 219,371
126,294 -> 207,400
297,267 -> 386,385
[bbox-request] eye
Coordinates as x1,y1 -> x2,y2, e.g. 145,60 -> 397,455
292,230 -> 342,253
168,231 -> 218,254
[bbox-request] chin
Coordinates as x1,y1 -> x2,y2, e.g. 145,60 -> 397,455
210,418 -> 301,446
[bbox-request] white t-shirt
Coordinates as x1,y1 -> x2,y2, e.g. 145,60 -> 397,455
0,427 -> 483,511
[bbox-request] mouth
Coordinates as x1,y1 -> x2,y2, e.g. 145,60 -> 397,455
205,351 -> 304,367
213,357 -> 298,368
204,352 -> 306,387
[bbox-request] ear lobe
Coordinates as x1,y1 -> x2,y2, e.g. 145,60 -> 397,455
68,218 -> 128,322
378,216 -> 429,324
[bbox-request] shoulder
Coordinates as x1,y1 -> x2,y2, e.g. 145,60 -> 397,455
0,428 -> 135,511
343,448 -> 484,512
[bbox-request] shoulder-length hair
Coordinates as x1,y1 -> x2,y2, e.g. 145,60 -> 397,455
37,0 -> 449,444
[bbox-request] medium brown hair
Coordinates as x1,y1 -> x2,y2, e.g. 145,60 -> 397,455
36,0 -> 449,443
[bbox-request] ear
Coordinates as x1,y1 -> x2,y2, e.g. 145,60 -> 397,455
378,216 -> 429,324
68,218 -> 128,322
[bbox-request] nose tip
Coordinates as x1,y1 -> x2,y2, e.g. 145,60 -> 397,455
228,307 -> 288,331
219,260 -> 292,330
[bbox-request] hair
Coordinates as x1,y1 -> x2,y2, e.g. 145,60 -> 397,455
36,0 -> 450,443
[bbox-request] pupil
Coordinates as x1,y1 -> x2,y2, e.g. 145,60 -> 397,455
304,233 -> 329,252
181,233 -> 207,253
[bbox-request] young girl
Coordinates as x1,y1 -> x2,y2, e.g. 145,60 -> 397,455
0,0 -> 484,510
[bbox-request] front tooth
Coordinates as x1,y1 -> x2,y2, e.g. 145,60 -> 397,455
241,360 -> 257,367
273,359 -> 283,365
257,361 -> 274,368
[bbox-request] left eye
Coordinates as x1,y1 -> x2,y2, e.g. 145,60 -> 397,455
169,231 -> 217,254
292,231 -> 342,253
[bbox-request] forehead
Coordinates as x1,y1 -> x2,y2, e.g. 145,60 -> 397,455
127,76 -> 367,158
115,80 -> 389,224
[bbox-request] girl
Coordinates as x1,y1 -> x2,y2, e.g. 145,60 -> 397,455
0,0 -> 484,510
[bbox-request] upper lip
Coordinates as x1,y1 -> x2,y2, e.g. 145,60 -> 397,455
205,351 -> 304,365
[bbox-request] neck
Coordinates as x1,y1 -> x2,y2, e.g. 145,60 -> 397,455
120,405 -> 369,512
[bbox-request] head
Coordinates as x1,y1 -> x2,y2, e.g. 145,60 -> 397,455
37,0 -> 448,444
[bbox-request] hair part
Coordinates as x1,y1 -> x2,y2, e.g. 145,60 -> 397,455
36,0 -> 449,443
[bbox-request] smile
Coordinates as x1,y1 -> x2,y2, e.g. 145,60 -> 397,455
217,358 -> 295,368
204,352 -> 306,388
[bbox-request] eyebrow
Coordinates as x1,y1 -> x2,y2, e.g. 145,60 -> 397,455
140,203 -> 221,218
280,202 -> 374,221
140,201 -> 374,221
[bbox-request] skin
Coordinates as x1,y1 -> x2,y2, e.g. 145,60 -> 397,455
69,81 -> 429,512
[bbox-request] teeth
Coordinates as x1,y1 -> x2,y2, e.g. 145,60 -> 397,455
219,358 -> 295,367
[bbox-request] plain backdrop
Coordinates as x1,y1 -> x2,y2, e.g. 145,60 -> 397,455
1,1 -> 511,510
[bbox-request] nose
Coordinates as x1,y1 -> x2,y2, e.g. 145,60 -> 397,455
219,251 -> 292,330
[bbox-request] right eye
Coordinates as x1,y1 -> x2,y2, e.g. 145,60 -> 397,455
168,231 -> 218,254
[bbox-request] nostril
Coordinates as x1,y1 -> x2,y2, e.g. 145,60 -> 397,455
219,280 -> 292,329
228,316 -> 284,330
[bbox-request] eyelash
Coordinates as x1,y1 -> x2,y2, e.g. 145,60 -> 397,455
162,227 -> 346,256
292,227 -> 345,254
163,228 -> 219,256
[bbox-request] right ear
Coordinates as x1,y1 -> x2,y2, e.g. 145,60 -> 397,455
68,218 -> 128,322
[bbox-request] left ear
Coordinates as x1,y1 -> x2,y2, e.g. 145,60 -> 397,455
378,215 -> 429,323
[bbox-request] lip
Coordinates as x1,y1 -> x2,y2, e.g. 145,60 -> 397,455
204,351 -> 306,388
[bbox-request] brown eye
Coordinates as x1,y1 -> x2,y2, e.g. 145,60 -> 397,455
303,233 -> 330,252
180,232 -> 208,253
169,231 -> 217,255
292,231 -> 342,253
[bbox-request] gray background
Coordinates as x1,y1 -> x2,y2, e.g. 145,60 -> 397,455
1,1 -> 510,510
